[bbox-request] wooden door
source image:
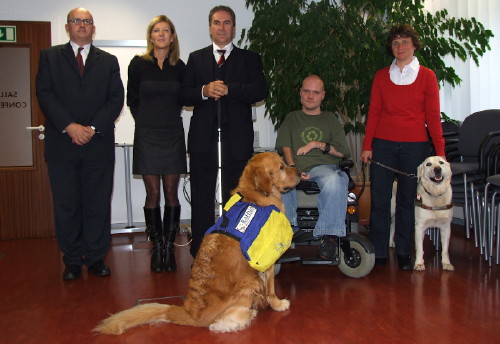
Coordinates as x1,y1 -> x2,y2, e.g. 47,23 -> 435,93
0,21 -> 53,239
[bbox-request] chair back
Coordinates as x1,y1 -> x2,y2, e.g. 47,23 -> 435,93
442,121 -> 461,161
458,109 -> 500,162
441,120 -> 461,134
486,141 -> 500,177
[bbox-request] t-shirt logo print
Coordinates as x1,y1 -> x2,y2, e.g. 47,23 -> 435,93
301,126 -> 323,145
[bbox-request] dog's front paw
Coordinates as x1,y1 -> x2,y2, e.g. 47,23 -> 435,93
268,297 -> 290,311
414,263 -> 425,271
442,263 -> 455,271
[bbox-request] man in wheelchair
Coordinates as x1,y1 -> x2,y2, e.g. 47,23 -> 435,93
275,75 -> 351,261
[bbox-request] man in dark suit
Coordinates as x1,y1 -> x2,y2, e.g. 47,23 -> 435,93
36,8 -> 124,280
182,5 -> 268,258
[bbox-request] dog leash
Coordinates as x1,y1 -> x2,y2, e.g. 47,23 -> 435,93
369,159 -> 454,210
368,159 -> 418,179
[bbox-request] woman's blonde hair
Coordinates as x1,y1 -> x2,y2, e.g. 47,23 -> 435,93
142,15 -> 180,66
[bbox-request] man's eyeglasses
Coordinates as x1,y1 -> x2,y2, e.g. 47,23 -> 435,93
68,18 -> 94,25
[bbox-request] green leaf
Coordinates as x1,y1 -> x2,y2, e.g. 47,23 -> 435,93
241,0 -> 493,137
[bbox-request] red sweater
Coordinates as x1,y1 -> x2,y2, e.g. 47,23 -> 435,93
362,66 -> 445,156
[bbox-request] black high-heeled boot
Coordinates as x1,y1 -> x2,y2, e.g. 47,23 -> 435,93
144,207 -> 164,273
163,205 -> 180,272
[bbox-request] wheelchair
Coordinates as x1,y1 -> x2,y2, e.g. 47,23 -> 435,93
276,160 -> 375,278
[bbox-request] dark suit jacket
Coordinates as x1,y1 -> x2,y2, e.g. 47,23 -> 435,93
36,42 -> 124,162
182,45 -> 268,160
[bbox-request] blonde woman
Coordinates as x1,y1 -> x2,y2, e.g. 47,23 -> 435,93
127,15 -> 186,272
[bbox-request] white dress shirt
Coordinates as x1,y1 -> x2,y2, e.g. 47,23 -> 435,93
201,43 -> 234,100
212,42 -> 233,63
69,41 -> 91,65
389,56 -> 420,85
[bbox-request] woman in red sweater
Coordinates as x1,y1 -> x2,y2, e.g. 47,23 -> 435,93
360,24 -> 445,270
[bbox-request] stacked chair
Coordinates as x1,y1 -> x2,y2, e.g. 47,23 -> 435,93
478,141 -> 500,265
446,109 -> 500,265
441,121 -> 461,161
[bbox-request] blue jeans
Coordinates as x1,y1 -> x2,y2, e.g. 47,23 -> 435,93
368,138 -> 430,259
282,164 -> 348,237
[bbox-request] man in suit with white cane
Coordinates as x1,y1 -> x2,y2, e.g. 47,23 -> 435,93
182,5 -> 268,258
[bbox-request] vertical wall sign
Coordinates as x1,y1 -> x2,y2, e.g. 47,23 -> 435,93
0,46 -> 33,167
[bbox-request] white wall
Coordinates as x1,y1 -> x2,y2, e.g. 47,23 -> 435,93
1,0 -> 275,225
2,0 -> 499,225
425,0 -> 500,121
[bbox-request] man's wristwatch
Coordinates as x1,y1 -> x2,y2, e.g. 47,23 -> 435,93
323,143 -> 331,154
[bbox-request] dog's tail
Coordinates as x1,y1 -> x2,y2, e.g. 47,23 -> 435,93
93,303 -> 170,335
94,303 -> 200,335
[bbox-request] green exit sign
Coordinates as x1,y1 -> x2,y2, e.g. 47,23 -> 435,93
0,26 -> 17,42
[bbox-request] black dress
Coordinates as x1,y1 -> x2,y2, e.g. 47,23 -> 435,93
127,55 -> 187,175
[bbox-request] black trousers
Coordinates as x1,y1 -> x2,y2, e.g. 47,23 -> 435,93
368,139 -> 430,259
189,127 -> 249,258
47,159 -> 114,266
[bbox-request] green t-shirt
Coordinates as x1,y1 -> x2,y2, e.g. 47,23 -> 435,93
275,110 -> 350,172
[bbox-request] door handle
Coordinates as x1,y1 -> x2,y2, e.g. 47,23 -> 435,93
26,125 -> 45,140
26,125 -> 45,132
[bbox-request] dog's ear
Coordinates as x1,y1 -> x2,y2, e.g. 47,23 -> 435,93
239,157 -> 272,194
253,164 -> 273,194
417,161 -> 424,179
442,159 -> 452,181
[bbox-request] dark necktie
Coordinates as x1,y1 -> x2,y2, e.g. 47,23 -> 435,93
76,47 -> 84,76
217,49 -> 226,66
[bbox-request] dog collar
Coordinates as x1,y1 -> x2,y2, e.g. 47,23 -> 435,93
415,197 -> 453,210
421,184 -> 444,198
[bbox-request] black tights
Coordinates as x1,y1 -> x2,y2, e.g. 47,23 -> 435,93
143,174 -> 181,208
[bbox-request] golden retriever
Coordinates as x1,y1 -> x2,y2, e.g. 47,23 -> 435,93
414,156 -> 454,271
94,152 -> 301,334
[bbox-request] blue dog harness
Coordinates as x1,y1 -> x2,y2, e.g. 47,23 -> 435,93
205,193 -> 293,272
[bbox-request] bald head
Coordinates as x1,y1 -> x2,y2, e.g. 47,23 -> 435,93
65,7 -> 95,46
300,75 -> 326,115
302,75 -> 324,90
67,8 -> 93,22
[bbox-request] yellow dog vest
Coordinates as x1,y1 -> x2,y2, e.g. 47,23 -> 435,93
205,193 -> 293,272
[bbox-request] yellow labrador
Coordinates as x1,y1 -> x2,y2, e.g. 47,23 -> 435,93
414,156 -> 454,271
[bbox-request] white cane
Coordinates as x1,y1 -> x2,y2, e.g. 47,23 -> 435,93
216,99 -> 223,217
215,50 -> 229,218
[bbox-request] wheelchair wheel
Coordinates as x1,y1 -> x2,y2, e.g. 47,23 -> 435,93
338,234 -> 375,278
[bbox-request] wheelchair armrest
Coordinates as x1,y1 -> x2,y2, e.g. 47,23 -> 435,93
295,180 -> 320,194
339,159 -> 356,191
339,159 -> 354,170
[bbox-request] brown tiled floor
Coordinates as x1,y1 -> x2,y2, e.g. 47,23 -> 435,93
0,226 -> 499,343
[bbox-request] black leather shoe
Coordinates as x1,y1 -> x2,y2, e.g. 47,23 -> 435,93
88,261 -> 111,277
375,258 -> 387,266
318,235 -> 338,260
397,255 -> 413,271
63,265 -> 82,281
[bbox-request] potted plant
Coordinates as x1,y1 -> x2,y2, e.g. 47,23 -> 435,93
239,0 -> 493,180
